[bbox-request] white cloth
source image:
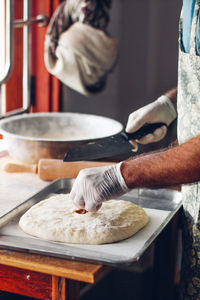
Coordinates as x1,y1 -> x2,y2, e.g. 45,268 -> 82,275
44,22 -> 118,95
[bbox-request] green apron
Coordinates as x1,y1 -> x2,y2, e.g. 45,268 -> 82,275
178,1 -> 200,299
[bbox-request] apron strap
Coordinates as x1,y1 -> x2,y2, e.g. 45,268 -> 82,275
181,0 -> 196,53
196,8 -> 200,55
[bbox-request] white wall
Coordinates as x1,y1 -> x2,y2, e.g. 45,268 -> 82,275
61,0 -> 182,152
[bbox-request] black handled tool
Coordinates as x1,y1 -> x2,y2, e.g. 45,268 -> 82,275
63,122 -> 166,162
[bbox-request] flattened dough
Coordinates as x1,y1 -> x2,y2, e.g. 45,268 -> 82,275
19,194 -> 149,244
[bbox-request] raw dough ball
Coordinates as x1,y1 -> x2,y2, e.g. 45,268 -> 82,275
19,194 -> 149,245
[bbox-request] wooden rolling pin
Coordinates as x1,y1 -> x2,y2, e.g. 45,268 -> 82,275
2,158 -> 114,181
2,161 -> 37,173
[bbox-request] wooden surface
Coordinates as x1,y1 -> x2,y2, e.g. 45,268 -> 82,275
0,262 -> 83,299
0,263 -> 52,299
0,250 -> 109,284
0,249 -> 109,299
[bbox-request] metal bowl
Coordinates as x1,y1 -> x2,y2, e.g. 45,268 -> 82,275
0,112 -> 123,163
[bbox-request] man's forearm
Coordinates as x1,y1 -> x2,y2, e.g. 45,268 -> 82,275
121,134 -> 200,189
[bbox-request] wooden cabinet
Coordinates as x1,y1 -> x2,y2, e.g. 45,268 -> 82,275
0,250 -> 109,300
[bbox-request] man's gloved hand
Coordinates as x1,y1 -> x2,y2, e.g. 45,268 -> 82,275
69,163 -> 129,212
125,95 -> 177,144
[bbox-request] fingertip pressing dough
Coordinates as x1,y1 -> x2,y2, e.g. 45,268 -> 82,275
19,194 -> 149,245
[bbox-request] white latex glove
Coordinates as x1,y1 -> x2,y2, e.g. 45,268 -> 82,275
125,95 -> 177,144
69,163 -> 129,212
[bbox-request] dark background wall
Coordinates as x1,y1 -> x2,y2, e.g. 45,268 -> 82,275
61,0 -> 182,151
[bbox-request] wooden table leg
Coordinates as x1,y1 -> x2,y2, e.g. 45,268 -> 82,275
52,276 -> 80,300
66,279 -> 80,300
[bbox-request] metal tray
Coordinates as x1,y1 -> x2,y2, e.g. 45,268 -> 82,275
0,179 -> 182,267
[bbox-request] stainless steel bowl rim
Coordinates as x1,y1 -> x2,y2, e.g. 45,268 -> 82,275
0,112 -> 123,142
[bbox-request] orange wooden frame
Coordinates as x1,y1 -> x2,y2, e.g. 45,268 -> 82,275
4,0 -> 61,114
4,0 -> 23,112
